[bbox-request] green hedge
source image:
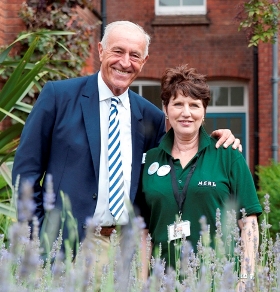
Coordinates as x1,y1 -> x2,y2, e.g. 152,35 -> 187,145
256,161 -> 280,239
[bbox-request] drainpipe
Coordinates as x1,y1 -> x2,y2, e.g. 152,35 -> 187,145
101,0 -> 107,39
253,46 -> 259,184
272,23 -> 279,162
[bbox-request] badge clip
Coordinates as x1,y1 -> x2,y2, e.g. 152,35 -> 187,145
167,215 -> 190,242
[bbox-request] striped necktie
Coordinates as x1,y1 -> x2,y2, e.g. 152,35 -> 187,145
108,97 -> 124,220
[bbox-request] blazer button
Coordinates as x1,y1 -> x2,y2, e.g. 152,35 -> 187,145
92,193 -> 97,199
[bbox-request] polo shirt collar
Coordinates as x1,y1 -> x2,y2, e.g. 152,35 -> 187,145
159,126 -> 211,155
98,72 -> 129,109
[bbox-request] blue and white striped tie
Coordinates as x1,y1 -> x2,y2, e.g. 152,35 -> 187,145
108,97 -> 124,220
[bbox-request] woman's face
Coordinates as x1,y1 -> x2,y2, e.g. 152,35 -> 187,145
165,93 -> 205,139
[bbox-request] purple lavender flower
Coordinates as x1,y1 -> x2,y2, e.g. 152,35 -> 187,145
17,179 -> 36,222
43,174 -> 56,212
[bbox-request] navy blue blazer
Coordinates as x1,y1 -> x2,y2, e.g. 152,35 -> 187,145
12,72 -> 165,244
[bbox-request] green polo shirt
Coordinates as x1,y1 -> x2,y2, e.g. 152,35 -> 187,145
141,126 -> 262,268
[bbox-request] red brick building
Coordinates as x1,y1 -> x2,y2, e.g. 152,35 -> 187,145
1,0 -> 279,177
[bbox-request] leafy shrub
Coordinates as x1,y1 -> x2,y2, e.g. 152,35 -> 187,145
256,161 -> 280,239
236,0 -> 280,46
2,0 -> 100,100
0,31 -> 77,238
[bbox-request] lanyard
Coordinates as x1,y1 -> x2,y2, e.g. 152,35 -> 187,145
168,153 -> 201,214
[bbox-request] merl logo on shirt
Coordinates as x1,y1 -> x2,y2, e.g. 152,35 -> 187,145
198,181 -> 217,187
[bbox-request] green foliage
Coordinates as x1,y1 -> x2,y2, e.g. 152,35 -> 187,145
2,0 -> 100,99
0,31 -> 77,233
0,31 -> 76,162
236,0 -> 280,46
256,161 -> 280,239
0,174 -> 13,239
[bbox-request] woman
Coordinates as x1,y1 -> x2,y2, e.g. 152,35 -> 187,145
139,64 -> 262,281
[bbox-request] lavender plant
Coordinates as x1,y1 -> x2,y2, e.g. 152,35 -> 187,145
0,178 -> 278,291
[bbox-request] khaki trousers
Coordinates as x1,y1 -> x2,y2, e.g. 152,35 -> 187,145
78,231 -> 120,291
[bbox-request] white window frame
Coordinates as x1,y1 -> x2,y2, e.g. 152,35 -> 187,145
130,80 -> 162,109
155,0 -> 207,15
130,80 -> 161,95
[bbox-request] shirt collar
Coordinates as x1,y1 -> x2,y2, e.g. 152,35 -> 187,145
159,126 -> 211,155
98,72 -> 129,109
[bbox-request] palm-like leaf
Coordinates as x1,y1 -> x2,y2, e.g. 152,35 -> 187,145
0,38 -> 50,121
0,31 -> 75,224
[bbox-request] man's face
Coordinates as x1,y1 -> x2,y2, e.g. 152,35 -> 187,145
98,25 -> 149,96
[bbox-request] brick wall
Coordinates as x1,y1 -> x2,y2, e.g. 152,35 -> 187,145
258,41 -> 280,166
0,1 -> 25,130
0,0 -> 25,46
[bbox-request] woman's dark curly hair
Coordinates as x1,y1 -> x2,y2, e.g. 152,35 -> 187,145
160,64 -> 211,109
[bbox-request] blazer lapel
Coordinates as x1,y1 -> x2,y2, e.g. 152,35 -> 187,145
80,73 -> 101,184
129,91 -> 145,202
80,81 -> 145,201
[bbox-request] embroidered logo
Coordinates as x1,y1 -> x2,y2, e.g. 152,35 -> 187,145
198,181 -> 217,187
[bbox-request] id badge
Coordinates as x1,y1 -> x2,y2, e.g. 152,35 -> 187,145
167,220 -> 190,242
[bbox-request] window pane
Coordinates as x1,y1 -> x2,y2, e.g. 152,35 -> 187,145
216,87 -> 228,106
142,86 -> 162,109
231,87 -> 244,106
230,117 -> 242,138
203,118 -> 214,134
129,86 -> 139,94
183,0 -> 204,5
209,88 -> 215,106
159,0 -> 180,6
205,113 -> 246,159
205,116 -> 243,149
216,117 -> 227,129
211,86 -> 227,106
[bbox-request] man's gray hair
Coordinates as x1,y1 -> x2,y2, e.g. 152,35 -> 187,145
100,21 -> 151,58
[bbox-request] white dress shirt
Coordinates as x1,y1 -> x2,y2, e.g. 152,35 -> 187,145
92,72 -> 132,226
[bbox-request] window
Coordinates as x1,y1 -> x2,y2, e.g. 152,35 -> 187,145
155,0 -> 206,15
130,81 -> 162,109
209,86 -> 244,107
205,81 -> 248,161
